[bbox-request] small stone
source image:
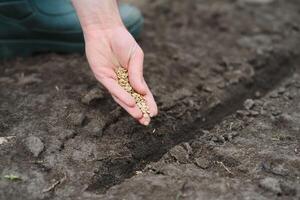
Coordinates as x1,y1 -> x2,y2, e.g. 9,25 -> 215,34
0,136 -> 15,145
211,136 -> 218,142
195,157 -> 210,169
277,87 -> 286,94
203,86 -> 213,93
255,91 -> 261,98
269,92 -> 279,98
272,110 -> 282,116
244,99 -> 255,110
211,135 -> 225,143
259,177 -> 282,194
283,92 -> 293,100
182,143 -> 193,154
24,136 -> 44,157
271,164 -> 289,176
254,99 -> 263,106
236,110 -> 250,117
217,82 -> 226,89
250,110 -> 260,117
212,65 -> 225,74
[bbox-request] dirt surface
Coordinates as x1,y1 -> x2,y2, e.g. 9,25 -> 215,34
99,70 -> 300,200
0,0 -> 300,200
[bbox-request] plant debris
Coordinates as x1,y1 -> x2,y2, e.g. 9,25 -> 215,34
4,174 -> 22,181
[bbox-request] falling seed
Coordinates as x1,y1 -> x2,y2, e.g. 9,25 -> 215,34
116,67 -> 151,124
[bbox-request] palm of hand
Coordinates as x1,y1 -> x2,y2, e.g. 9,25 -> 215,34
84,27 -> 157,125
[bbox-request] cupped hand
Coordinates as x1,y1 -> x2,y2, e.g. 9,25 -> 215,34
84,26 -> 158,125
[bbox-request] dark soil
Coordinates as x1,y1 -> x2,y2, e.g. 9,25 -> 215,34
0,0 -> 300,200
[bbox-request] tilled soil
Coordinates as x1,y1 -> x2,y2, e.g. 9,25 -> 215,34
98,69 -> 300,200
0,0 -> 300,200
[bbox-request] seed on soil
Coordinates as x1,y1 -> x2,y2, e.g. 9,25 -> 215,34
116,67 -> 151,124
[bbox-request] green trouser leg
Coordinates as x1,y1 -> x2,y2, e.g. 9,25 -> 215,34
0,0 -> 143,59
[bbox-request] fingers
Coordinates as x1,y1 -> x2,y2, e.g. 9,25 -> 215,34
99,77 -> 136,107
127,45 -> 158,117
128,46 -> 147,95
139,115 -> 151,126
112,95 -> 148,125
143,84 -> 158,117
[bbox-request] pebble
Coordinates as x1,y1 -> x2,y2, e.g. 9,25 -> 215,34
203,86 -> 213,93
283,92 -> 293,100
211,135 -> 225,143
271,110 -> 282,116
182,143 -> 193,154
250,110 -> 260,117
24,136 -> 44,157
217,82 -> 226,89
236,110 -> 250,117
195,157 -> 211,169
269,92 -> 279,98
244,99 -> 255,110
254,99 -> 263,106
262,161 -> 289,176
277,87 -> 286,94
271,164 -> 289,176
259,177 -> 282,194
255,91 -> 261,98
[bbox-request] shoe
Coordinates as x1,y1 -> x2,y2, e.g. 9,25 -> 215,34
0,0 -> 143,59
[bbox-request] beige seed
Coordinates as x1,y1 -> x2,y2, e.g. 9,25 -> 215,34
116,67 -> 151,124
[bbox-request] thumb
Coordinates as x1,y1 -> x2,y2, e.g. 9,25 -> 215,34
128,45 -> 147,95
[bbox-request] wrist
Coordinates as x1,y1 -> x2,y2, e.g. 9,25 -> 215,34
72,0 -> 124,33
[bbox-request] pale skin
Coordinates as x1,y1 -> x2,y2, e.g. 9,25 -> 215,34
71,0 -> 158,126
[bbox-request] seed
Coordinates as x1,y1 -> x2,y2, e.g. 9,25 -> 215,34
116,67 -> 151,123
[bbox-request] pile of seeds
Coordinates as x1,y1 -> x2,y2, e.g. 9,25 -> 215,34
116,67 -> 151,121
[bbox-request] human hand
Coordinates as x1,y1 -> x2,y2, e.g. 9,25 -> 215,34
84,26 -> 158,125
